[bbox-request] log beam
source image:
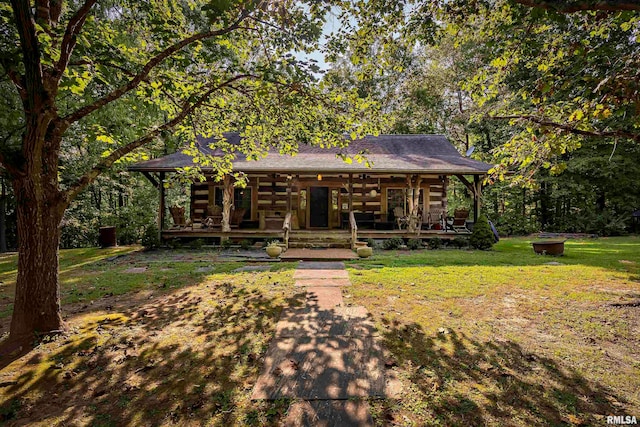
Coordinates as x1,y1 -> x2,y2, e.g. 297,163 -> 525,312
455,174 -> 476,195
141,171 -> 159,187
158,172 -> 166,232
222,174 -> 233,233
473,175 -> 482,222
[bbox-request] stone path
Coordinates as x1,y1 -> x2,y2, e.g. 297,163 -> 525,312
252,261 -> 399,426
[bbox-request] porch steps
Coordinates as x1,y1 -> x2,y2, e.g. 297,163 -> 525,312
288,231 -> 352,249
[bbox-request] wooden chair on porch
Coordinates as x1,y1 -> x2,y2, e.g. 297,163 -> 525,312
452,208 -> 470,232
425,208 -> 445,230
169,206 -> 187,228
393,206 -> 409,229
203,205 -> 222,229
230,207 -> 246,228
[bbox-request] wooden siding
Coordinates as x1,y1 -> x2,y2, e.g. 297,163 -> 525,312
189,173 -> 449,228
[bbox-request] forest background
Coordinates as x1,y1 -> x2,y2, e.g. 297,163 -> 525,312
1,0 -> 638,251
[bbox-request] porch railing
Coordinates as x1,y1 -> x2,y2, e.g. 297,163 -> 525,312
282,211 -> 292,249
349,211 -> 358,250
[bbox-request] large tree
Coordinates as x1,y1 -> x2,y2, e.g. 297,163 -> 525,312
338,0 -> 640,176
0,0 -> 382,341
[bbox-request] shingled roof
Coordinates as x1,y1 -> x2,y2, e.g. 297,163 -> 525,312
128,133 -> 493,175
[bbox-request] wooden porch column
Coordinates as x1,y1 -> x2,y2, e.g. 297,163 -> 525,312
348,174 -> 353,211
473,175 -> 482,222
158,172 -> 166,233
221,174 -> 233,233
286,175 -> 292,212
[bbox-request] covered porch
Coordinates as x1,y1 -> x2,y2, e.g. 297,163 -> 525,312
138,170 -> 484,249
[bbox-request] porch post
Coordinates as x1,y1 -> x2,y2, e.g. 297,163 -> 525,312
222,174 -> 233,233
348,174 -> 353,211
158,172 -> 166,233
286,175 -> 292,212
473,175 -> 482,222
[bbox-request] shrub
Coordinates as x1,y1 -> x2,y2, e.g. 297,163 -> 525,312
366,238 -> 378,249
470,214 -> 495,250
382,237 -> 404,250
220,239 -> 232,249
406,238 -> 423,250
117,227 -> 139,245
426,237 -> 443,250
141,224 -> 160,250
262,239 -> 278,248
166,238 -> 183,249
451,236 -> 470,249
189,238 -> 204,249
240,239 -> 252,250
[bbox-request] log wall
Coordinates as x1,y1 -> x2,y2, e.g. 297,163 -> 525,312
190,173 -> 449,227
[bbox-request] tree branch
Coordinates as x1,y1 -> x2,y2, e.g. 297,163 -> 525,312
69,59 -> 142,80
60,11 -> 251,127
62,74 -> 254,204
513,0 -> 640,12
10,0 -> 45,111
489,114 -> 640,141
0,59 -> 27,100
55,0 -> 98,79
35,0 -> 50,24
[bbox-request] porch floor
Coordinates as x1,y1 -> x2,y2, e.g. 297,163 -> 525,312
161,227 -> 470,240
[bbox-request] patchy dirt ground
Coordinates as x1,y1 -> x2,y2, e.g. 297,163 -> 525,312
0,249 -> 301,426
348,238 -> 640,426
0,238 -> 639,426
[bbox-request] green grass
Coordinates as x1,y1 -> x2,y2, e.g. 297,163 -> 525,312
347,236 -> 640,426
351,236 -> 640,270
0,247 -> 301,319
0,238 -> 638,426
0,247 -> 300,426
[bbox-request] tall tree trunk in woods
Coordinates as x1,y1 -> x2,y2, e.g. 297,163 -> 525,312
539,181 -> 549,229
0,178 -> 7,253
596,191 -> 606,212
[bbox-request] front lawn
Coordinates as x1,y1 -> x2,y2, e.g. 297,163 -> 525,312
0,248 -> 300,426
0,237 -> 638,426
347,236 -> 640,426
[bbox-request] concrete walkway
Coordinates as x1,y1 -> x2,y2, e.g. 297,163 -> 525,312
252,262 -> 399,426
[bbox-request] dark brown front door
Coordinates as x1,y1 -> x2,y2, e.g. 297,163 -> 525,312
309,186 -> 329,228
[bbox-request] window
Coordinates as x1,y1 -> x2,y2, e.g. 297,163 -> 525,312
212,186 -> 252,220
387,188 -> 406,221
234,187 -> 252,219
387,188 -> 425,220
299,189 -> 307,210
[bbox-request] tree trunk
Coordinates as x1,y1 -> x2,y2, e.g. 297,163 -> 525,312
0,178 -> 7,253
8,105 -> 65,339
539,181 -> 549,229
221,175 -> 233,232
10,174 -> 65,339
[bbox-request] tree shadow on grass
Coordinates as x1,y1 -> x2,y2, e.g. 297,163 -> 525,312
377,320 -> 628,426
0,279 -> 304,426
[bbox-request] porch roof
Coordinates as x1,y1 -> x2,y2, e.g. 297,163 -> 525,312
128,133 -> 493,175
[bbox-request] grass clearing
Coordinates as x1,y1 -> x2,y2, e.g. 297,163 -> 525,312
0,237 -> 638,426
0,247 -> 301,426
348,236 -> 640,426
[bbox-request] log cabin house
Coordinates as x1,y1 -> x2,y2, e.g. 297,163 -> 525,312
128,133 -> 493,248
